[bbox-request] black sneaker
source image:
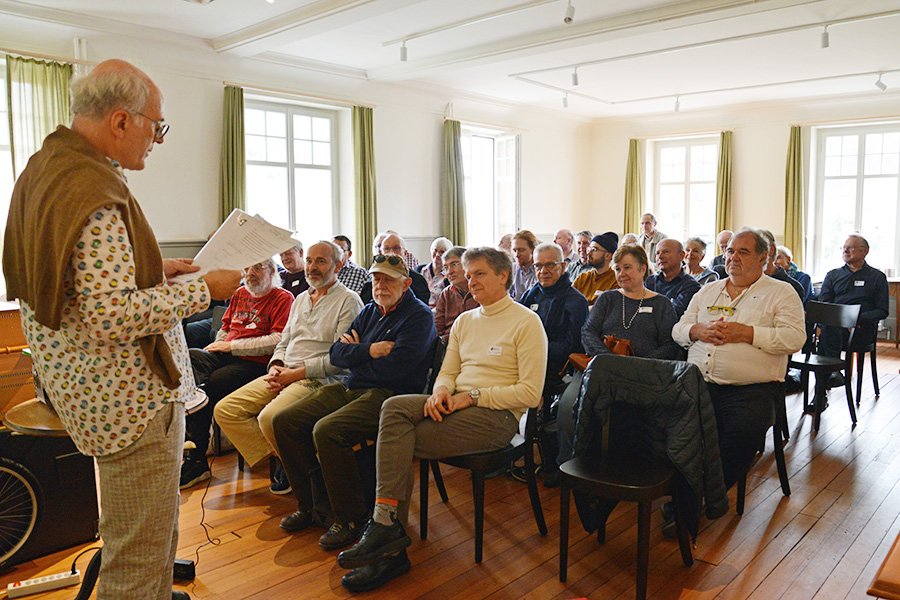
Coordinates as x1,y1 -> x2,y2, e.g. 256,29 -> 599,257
319,520 -> 363,550
179,459 -> 210,490
826,372 -> 845,389
269,464 -> 292,495
337,519 -> 411,569
341,551 -> 411,593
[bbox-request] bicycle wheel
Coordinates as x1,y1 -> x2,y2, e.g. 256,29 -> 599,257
0,457 -> 41,566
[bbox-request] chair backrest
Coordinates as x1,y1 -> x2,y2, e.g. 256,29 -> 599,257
805,300 -> 860,329
424,336 -> 448,394
210,305 -> 228,333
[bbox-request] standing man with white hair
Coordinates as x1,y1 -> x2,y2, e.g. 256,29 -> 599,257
3,59 -> 241,599
637,212 -> 667,262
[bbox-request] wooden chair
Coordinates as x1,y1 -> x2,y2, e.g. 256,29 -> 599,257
418,405 -> 547,563
849,330 -> 880,406
735,393 -> 791,515
558,403 -> 693,600
788,301 -> 861,432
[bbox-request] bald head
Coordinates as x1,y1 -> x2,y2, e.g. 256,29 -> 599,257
655,238 -> 685,279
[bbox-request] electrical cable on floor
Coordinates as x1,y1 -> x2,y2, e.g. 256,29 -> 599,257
192,453 -> 222,570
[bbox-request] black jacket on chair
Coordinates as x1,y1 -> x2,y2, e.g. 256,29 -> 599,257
568,354 -> 729,538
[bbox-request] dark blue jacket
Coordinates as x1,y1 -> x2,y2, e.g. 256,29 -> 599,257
646,269 -> 701,319
520,273 -> 589,380
329,289 -> 436,394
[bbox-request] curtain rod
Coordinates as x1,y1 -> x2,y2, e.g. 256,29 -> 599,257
224,80 -> 374,109
0,46 -> 90,66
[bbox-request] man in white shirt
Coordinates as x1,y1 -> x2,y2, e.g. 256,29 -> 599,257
673,228 -> 805,488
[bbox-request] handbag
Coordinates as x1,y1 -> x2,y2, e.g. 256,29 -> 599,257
602,335 -> 634,356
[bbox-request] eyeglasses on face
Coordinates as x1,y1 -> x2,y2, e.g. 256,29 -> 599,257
441,261 -> 462,273
533,262 -> 561,272
132,111 -> 170,142
373,254 -> 403,266
706,305 -> 736,316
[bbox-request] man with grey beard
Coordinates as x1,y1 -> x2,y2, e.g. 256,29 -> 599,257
180,258 -> 294,488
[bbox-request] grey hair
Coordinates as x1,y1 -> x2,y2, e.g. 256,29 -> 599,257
247,257 -> 277,274
776,245 -> 793,260
430,237 -> 453,255
685,237 -> 707,253
758,229 -> 777,254
534,241 -> 564,262
71,68 -> 151,119
462,247 -> 513,291
313,240 -> 344,265
288,239 -> 303,254
641,212 -> 657,224
847,233 -> 869,249
442,246 -> 467,262
576,229 -> 593,239
734,228 -> 770,256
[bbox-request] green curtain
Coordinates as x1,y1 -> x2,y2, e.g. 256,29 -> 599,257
784,125 -> 804,268
623,138 -> 643,235
6,55 -> 73,177
220,85 -> 245,223
353,106 -> 378,267
715,130 -> 733,238
440,119 -> 466,245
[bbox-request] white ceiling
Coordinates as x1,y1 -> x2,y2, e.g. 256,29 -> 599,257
3,0 -> 899,117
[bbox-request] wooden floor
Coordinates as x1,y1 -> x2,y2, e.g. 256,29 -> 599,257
3,342 -> 900,599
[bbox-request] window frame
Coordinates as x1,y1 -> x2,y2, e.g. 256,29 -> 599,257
244,98 -> 340,235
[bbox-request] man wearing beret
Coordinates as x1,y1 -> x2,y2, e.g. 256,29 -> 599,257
572,232 -> 620,304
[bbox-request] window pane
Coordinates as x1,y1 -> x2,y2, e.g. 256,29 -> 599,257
245,109 -> 265,135
883,153 -> 899,175
690,144 -> 717,181
246,134 -> 266,161
658,184 -> 685,239
841,155 -> 857,176
312,117 -> 331,142
860,177 -> 898,270
294,140 -> 312,164
660,147 -> 685,183
820,179 -> 858,268
265,111 -> 286,137
824,156 -> 841,177
293,168 -> 332,241
312,141 -> 331,166
688,182 -> 716,243
884,133 -> 900,154
463,135 -> 496,247
266,137 -> 286,163
293,115 -> 311,140
246,165 -> 289,229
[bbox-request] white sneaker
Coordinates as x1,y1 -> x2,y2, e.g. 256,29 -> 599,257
185,387 -> 209,415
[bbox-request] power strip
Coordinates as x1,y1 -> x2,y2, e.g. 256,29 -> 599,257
6,570 -> 81,598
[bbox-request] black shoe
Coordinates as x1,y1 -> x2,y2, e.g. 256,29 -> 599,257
827,372 -> 845,389
269,464 -> 292,495
319,520 -> 363,551
337,519 -> 411,569
280,510 -> 318,533
543,469 -> 560,488
341,551 -> 411,593
172,592 -> 191,600
179,459 -> 210,490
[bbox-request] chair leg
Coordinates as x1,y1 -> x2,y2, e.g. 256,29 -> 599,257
472,471 -> 485,564
559,480 -> 570,583
636,500 -> 651,600
813,374 -> 826,433
801,369 -> 810,411
524,443 -> 547,536
871,348 -> 880,397
772,426 -> 791,497
736,474 -> 746,515
776,394 -> 789,443
431,461 -> 448,503
844,368 -> 857,425
419,460 -> 430,540
856,351 -> 864,408
212,422 -> 222,456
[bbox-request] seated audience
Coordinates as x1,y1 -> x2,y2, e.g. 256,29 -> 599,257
684,237 -> 719,285
572,232 -> 619,304
510,229 -> 539,300
434,246 -> 478,340
818,234 -> 888,386
520,242 -> 589,384
759,229 -> 805,301
565,229 -> 593,281
334,247 -> 547,592
212,242 -> 363,494
672,228 -> 805,488
272,254 -> 435,551
280,241 -> 310,298
416,237 -> 452,306
181,259 -> 293,488
711,229 -> 733,269
646,239 -> 701,319
333,235 -> 371,294
360,233 -> 429,304
637,212 -> 667,260
554,228 -> 578,264
775,244 -> 813,304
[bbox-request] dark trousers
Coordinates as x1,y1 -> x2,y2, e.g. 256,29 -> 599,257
186,349 -> 267,459
707,381 -> 779,489
271,383 -> 392,523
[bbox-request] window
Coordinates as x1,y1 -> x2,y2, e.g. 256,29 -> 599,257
460,127 -> 519,246
244,99 -> 339,240
809,123 -> 900,277
647,136 -> 718,252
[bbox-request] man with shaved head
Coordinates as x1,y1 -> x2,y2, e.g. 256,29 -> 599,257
647,238 -> 701,319
3,59 -> 241,599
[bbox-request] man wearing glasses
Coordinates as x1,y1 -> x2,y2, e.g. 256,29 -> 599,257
818,234 -> 889,387
672,228 -> 805,489
359,232 -> 430,305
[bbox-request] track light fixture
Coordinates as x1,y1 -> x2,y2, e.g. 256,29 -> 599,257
400,41 -> 408,62
821,25 -> 829,48
564,1 -> 574,24
674,95 -> 681,112
563,93 -> 569,108
875,73 -> 887,92
571,67 -> 579,87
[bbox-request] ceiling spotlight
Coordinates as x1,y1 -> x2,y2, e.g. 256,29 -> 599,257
821,25 -> 829,49
400,41 -> 408,62
563,93 -> 569,108
674,96 -> 681,112
571,68 -> 579,87
564,1 -> 574,24
875,73 -> 887,92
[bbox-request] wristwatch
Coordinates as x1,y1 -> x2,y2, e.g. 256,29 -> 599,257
467,388 -> 481,407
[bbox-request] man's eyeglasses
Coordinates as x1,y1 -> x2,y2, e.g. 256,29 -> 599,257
441,261 -> 462,273
707,305 -> 736,316
132,111 -> 170,142
373,254 -> 403,266
534,262 -> 561,272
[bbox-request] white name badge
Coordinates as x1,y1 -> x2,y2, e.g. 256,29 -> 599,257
291,280 -> 300,286
854,280 -> 865,286
246,322 -> 257,329
638,306 -> 653,313
530,304 -> 539,311
488,345 -> 503,356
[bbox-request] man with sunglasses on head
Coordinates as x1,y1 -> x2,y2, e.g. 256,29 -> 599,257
673,228 -> 805,490
272,253 -> 435,552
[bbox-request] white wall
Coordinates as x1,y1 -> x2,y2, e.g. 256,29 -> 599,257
1,14 -> 594,261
